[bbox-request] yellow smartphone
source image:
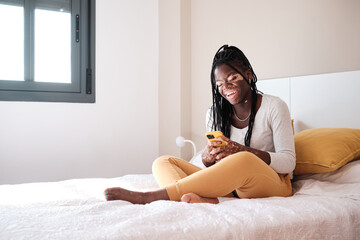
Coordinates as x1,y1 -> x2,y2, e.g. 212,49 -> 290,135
205,131 -> 227,147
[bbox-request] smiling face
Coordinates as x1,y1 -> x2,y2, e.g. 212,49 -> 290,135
214,63 -> 252,105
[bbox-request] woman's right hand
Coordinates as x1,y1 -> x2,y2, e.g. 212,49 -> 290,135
202,141 -> 221,167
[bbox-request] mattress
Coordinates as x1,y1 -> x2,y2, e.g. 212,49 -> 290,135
1,160 -> 360,240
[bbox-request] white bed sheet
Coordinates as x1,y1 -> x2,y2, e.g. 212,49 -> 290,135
1,161 -> 360,240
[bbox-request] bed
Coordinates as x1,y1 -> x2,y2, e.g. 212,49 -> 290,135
1,158 -> 360,240
1,71 -> 360,239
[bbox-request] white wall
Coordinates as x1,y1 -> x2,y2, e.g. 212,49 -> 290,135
158,0 -> 181,159
190,0 -> 360,150
0,0 -> 159,184
158,0 -> 193,160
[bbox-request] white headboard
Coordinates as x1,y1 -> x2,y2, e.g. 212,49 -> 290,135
257,70 -> 360,133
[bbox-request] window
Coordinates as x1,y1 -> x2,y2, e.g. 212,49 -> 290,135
0,0 -> 95,103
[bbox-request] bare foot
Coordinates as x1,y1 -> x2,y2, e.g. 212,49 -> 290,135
104,187 -> 169,204
181,193 -> 219,204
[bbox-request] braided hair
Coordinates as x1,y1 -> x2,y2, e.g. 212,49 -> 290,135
210,45 -> 260,147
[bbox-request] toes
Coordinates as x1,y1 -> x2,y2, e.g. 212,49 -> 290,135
181,193 -> 192,203
104,187 -> 119,194
104,189 -> 109,196
104,189 -> 112,201
105,195 -> 115,201
181,193 -> 200,203
104,187 -> 120,201
181,193 -> 219,204
103,188 -> 112,197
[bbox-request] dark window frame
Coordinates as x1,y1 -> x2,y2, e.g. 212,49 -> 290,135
0,0 -> 95,103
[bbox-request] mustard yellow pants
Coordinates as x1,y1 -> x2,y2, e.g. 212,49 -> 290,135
152,151 -> 292,201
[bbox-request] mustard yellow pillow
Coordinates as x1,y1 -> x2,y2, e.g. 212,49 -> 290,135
294,128 -> 360,175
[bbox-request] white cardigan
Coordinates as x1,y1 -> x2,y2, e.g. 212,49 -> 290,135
206,94 -> 296,175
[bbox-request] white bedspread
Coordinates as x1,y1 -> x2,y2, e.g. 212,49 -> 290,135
1,161 -> 360,240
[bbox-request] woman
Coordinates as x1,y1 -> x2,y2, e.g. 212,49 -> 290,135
104,45 -> 295,204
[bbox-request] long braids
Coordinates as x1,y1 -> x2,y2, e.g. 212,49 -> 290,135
210,45 -> 259,147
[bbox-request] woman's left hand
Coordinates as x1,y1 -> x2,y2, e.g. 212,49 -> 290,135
210,136 -> 247,161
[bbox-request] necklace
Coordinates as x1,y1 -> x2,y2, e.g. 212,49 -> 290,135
233,108 -> 251,122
